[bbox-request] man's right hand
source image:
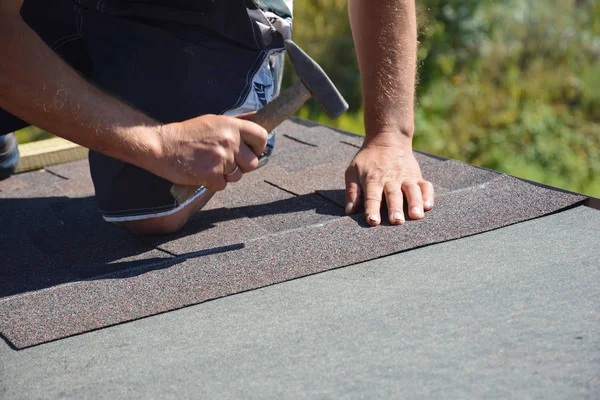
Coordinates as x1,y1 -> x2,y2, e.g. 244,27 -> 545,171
150,114 -> 268,192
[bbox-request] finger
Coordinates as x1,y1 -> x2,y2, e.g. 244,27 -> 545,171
363,180 -> 384,226
206,148 -> 231,192
345,165 -> 362,215
384,182 -> 405,225
234,141 -> 260,173
235,119 -> 268,157
402,180 -> 424,220
206,172 -> 227,192
224,164 -> 242,183
419,179 -> 435,211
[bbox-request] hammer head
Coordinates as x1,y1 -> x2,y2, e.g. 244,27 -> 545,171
285,40 -> 349,119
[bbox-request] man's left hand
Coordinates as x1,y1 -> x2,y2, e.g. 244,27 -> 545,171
345,132 -> 434,226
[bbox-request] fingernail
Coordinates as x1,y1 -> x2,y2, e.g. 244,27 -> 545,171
345,202 -> 354,214
424,201 -> 433,209
368,214 -> 380,223
410,207 -> 423,217
393,212 -> 405,223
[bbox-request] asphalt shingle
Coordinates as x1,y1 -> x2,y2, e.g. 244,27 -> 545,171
0,119 -> 587,348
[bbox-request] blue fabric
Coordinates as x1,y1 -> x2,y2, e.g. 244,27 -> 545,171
0,134 -> 20,179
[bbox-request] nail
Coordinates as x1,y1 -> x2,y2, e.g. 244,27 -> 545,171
410,207 -> 423,217
393,212 -> 405,223
424,201 -> 433,210
345,202 -> 354,214
368,214 -> 380,223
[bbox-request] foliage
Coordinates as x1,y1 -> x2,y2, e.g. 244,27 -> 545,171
415,0 -> 493,94
14,125 -> 53,144
284,0 -> 360,112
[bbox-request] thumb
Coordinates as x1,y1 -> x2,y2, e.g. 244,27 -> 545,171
345,164 -> 362,215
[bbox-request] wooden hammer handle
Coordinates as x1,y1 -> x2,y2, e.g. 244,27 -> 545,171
245,80 -> 312,131
170,81 -> 312,204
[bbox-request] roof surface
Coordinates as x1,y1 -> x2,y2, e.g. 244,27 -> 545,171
0,119 -> 598,397
1,205 -> 598,398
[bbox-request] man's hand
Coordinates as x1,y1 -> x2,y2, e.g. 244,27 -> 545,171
345,132 -> 434,226
153,115 -> 268,192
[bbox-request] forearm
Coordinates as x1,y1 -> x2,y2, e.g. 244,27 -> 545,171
0,6 -> 162,172
348,0 -> 417,141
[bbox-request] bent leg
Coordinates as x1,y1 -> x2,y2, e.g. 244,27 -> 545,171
118,190 -> 215,235
84,8 -> 285,233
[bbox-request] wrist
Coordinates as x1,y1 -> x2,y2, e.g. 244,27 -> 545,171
363,110 -> 414,142
149,123 -> 167,161
364,129 -> 414,149
116,122 -> 165,175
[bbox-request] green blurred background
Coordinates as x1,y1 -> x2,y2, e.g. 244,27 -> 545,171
17,0 -> 600,196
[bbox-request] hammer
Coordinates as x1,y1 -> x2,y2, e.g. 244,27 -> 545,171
170,40 -> 349,205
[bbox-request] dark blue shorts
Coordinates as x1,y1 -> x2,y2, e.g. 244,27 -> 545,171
1,0 -> 287,221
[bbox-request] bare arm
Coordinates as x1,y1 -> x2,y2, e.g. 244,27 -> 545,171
0,0 -> 266,191
346,0 -> 434,225
348,0 -> 417,140
0,0 -> 163,170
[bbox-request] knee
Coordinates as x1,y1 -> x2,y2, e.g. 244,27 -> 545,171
117,212 -> 189,235
115,188 -> 215,235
